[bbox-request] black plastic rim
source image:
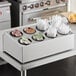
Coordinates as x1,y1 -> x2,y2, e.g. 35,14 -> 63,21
18,38 -> 32,45
23,27 -> 36,34
10,31 -> 23,37
45,33 -> 58,38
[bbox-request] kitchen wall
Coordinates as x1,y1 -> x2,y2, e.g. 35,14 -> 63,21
68,0 -> 76,13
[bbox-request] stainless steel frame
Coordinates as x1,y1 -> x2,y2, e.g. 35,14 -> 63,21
0,48 -> 76,76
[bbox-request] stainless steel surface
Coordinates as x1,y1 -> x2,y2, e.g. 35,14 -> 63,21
3,24 -> 74,63
20,0 -> 45,3
0,56 -> 75,76
23,4 -> 67,25
18,0 -> 68,4
8,0 -> 68,27
21,0 -> 67,11
21,70 -> 26,76
0,1 -> 11,65
0,24 -> 75,73
0,24 -> 75,72
0,58 -> 7,65
20,0 -> 68,26
0,49 -> 76,71
0,1 -> 11,30
0,1 -> 11,7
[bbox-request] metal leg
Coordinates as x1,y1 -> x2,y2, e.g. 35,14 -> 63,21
21,70 -> 26,76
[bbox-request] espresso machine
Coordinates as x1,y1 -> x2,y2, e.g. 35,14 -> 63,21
8,0 -> 68,27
